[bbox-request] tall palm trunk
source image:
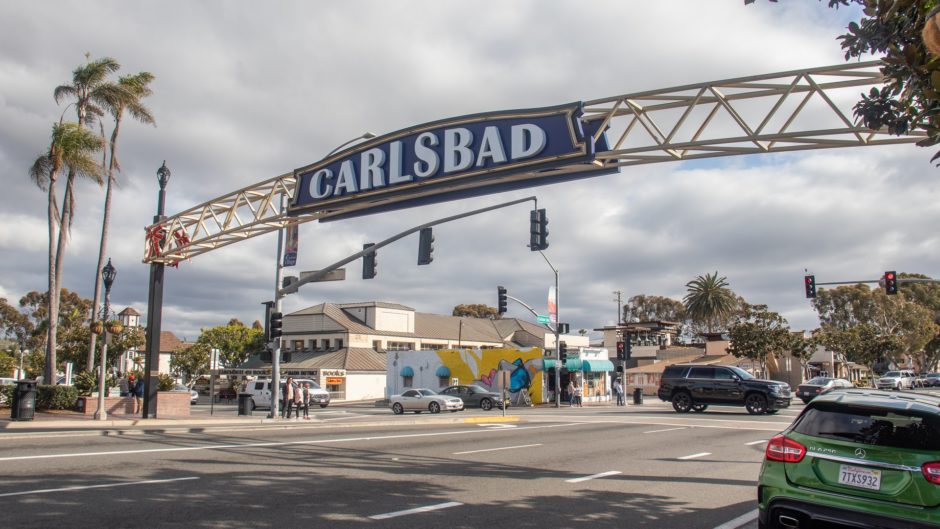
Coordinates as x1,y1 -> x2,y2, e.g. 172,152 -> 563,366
87,119 -> 121,370
44,178 -> 60,383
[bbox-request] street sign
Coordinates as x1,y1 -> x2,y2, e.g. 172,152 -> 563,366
300,268 -> 347,282
537,315 -> 550,324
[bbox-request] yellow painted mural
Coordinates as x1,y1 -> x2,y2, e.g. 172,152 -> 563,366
434,348 -> 545,404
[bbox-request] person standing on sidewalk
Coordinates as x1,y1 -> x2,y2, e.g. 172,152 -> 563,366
573,379 -> 583,407
566,379 -> 574,407
613,378 -> 625,406
300,383 -> 310,420
132,376 -> 144,413
282,377 -> 295,418
292,383 -> 304,420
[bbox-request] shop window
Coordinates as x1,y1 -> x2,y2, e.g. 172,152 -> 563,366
403,376 -> 413,387
439,376 -> 449,387
336,339 -> 344,349
388,341 -> 416,351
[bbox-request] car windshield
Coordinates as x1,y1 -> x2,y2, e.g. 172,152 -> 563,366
883,371 -> 901,377
728,366 -> 754,380
418,389 -> 437,396
806,377 -> 832,385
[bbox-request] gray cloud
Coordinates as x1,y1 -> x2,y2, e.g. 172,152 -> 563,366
2,1 -> 935,343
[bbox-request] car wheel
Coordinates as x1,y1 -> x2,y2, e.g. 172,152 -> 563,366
320,404 -> 328,408
480,398 -> 493,411
691,403 -> 708,412
392,403 -> 404,415
896,383 -> 901,391
745,394 -> 767,415
429,401 -> 441,414
671,391 -> 693,413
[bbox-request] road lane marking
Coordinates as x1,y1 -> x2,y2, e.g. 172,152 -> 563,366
475,423 -> 517,429
453,443 -> 541,455
565,470 -> 621,483
745,440 -> 768,446
369,501 -> 463,520
678,452 -> 711,460
643,427 -> 687,434
0,476 -> 199,498
0,423 -> 578,462
711,509 -> 758,529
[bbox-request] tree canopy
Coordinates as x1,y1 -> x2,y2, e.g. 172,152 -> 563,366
452,304 -> 501,319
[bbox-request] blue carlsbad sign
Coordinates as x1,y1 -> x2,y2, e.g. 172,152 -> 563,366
289,102 -> 613,219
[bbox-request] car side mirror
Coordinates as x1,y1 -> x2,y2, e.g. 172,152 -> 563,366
731,375 -> 740,381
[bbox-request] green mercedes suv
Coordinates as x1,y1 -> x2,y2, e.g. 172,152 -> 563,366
758,389 -> 940,529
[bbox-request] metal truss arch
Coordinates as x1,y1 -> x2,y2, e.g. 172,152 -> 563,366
145,61 -> 925,265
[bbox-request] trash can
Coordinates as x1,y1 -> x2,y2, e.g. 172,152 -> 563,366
633,387 -> 644,405
11,379 -> 37,421
237,393 -> 253,416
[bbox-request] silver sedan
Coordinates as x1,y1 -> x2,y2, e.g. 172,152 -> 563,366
389,388 -> 464,414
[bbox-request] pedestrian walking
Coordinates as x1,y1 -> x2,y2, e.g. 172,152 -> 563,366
301,383 -> 311,420
132,376 -> 144,413
613,378 -> 625,406
292,383 -> 304,420
573,379 -> 583,407
282,377 -> 295,418
566,380 -> 574,407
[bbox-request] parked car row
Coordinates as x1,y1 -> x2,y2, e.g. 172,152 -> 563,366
388,385 -> 509,414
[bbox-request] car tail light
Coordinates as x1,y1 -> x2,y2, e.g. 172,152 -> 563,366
765,434 -> 805,463
922,462 -> 940,485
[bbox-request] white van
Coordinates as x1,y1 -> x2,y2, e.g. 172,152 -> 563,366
244,378 -> 330,410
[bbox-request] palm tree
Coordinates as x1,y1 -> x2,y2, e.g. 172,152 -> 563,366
683,271 -> 737,334
29,122 -> 103,382
86,72 -> 155,370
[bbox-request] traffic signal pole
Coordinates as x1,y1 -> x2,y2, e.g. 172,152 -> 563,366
270,194 -> 286,419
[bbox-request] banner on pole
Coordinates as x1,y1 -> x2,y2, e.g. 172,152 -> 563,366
283,221 -> 299,267
548,286 -> 557,324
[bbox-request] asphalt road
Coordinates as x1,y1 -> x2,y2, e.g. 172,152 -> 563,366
0,401 -> 801,529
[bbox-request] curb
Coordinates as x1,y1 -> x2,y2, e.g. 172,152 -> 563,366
0,413 -> 525,437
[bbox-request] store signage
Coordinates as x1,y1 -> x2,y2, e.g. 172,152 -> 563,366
321,369 -> 346,377
289,102 -> 614,219
325,377 -> 344,385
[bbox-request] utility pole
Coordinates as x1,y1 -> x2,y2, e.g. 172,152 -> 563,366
613,290 -> 622,324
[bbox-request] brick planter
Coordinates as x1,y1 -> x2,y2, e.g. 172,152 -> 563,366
76,391 -> 191,417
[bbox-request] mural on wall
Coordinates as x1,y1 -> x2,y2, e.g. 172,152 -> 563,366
388,348 -> 546,405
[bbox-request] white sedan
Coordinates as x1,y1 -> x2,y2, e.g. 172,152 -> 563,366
389,388 -> 464,414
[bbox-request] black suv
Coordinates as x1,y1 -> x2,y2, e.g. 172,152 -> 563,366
657,364 -> 792,415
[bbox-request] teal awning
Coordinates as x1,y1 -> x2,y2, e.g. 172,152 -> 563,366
564,359 -> 582,371
435,366 -> 450,377
582,359 -> 615,372
400,366 -> 414,377
543,359 -> 557,370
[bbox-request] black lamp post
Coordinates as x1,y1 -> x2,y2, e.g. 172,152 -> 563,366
95,259 -> 116,420
143,161 -> 170,418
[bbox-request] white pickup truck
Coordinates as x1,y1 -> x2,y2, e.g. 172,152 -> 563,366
243,378 -> 330,410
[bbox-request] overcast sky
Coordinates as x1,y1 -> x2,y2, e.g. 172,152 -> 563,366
1,1 -> 936,343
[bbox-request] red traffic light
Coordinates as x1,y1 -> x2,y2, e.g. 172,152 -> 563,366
885,272 -> 895,280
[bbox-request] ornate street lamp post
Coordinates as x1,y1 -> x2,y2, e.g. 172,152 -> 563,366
143,161 -> 170,418
94,259 -> 116,421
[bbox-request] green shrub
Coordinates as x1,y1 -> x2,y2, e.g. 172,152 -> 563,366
36,385 -> 78,410
73,370 -> 116,396
0,385 -> 13,408
158,373 -> 175,392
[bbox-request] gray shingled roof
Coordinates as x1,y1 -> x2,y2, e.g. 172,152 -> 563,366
241,347 -> 388,371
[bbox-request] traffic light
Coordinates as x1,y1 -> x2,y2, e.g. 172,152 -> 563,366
804,275 -> 816,299
529,208 -> 549,251
616,341 -> 625,360
537,208 -> 548,250
269,311 -> 283,340
497,286 -> 508,314
884,271 -> 898,295
418,228 -> 434,265
558,323 -> 569,334
624,339 -> 632,360
362,243 -> 376,279
559,341 -> 568,361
